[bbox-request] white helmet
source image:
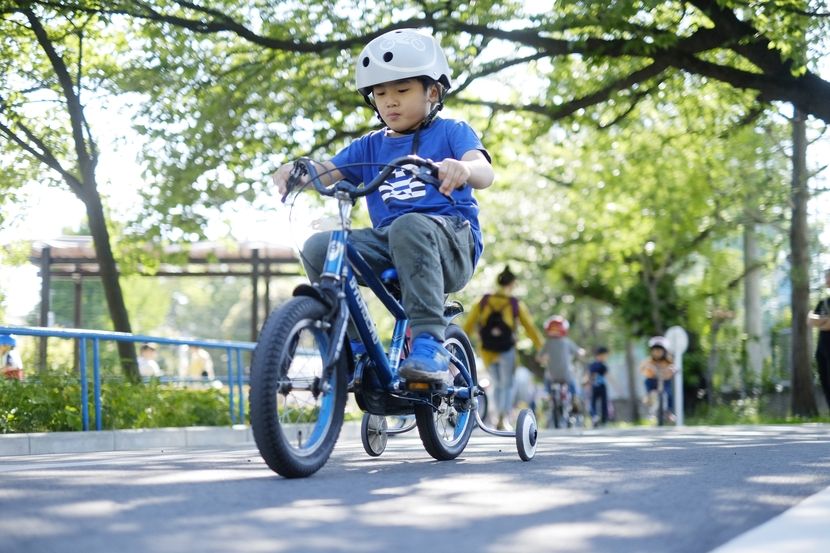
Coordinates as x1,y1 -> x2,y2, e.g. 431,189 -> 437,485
648,336 -> 670,351
355,29 -> 452,98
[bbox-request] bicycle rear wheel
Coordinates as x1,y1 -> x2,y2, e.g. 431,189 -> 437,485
250,296 -> 347,478
414,324 -> 477,460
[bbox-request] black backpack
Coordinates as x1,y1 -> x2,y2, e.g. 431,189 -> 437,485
478,294 -> 520,352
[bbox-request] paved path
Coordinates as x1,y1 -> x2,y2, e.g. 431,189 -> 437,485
1,424 -> 829,553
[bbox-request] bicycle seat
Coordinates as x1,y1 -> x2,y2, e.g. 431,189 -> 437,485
380,268 -> 398,282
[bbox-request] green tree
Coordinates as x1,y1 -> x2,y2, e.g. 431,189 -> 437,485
4,1 -> 826,412
0,3 -> 138,378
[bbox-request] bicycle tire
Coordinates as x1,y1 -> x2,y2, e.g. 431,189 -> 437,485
551,394 -> 562,429
360,413 -> 388,457
250,296 -> 347,478
414,324 -> 477,460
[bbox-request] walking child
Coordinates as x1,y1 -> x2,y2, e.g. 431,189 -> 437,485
464,266 -> 544,429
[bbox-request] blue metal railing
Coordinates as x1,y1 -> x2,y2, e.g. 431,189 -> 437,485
0,325 -> 256,431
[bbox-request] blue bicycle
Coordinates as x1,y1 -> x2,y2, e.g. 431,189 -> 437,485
249,155 -> 537,478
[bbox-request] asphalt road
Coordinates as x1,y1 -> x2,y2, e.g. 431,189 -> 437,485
1,424 -> 829,553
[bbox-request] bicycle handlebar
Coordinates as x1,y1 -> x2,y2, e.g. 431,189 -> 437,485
283,155 -> 444,202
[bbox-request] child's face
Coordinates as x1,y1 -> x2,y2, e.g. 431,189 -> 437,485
650,346 -> 666,360
371,78 -> 438,133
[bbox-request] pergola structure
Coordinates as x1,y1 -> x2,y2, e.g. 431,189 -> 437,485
29,237 -> 301,360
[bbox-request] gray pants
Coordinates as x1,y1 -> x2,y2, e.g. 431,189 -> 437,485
301,212 -> 476,340
489,349 -> 517,417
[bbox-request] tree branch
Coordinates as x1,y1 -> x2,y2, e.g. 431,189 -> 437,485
687,0 -> 797,75
452,17 -> 830,124
596,78 -> 666,129
452,52 -> 550,97
24,8 -> 97,185
32,0 -> 429,53
727,0 -> 830,18
456,60 -> 669,122
307,125 -> 372,157
0,111 -> 83,195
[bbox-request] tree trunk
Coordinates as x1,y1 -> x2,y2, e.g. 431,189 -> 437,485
743,220 -> 763,388
21,7 -> 139,381
83,187 -> 139,381
790,107 -> 818,416
707,317 -> 724,405
625,337 -> 640,422
642,260 -> 664,335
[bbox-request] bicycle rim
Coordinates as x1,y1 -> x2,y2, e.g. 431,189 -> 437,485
278,320 -> 339,454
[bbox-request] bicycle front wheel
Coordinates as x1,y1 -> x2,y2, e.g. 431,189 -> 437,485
250,296 -> 347,478
414,324 -> 477,460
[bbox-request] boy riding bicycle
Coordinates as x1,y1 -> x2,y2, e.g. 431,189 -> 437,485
271,29 -> 494,383
538,316 -> 585,427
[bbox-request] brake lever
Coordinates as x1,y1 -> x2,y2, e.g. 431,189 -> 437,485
281,161 -> 308,203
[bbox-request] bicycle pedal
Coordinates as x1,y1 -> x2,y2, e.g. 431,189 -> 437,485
404,380 -> 447,393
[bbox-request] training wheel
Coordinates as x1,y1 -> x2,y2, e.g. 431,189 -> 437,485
361,413 -> 388,457
515,408 -> 537,461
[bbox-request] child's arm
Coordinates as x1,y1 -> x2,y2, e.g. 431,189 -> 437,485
808,312 -> 830,331
271,159 -> 343,197
436,150 -> 494,195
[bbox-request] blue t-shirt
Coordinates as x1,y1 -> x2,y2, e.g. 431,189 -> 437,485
330,117 -> 489,263
589,360 -> 608,386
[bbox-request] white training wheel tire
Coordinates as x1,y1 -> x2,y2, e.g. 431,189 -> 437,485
361,413 -> 388,457
516,408 -> 537,461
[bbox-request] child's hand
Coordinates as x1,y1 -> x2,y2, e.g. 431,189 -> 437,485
270,163 -> 295,197
437,158 -> 471,195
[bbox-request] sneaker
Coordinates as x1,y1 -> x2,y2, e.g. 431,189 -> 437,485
399,333 -> 450,383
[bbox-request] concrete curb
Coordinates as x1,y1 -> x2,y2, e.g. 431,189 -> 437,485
0,422 -> 363,457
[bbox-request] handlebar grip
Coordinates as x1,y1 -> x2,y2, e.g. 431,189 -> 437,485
281,161 -> 308,203
413,160 -> 458,205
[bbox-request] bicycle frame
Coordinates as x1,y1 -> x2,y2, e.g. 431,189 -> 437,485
305,189 -> 474,401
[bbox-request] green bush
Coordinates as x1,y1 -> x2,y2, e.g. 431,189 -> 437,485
687,396 -> 830,425
0,373 -> 82,433
0,372 -> 232,433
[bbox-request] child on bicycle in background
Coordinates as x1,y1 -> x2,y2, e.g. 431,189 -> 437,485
639,336 -> 677,421
271,28 -> 494,383
538,316 -> 585,425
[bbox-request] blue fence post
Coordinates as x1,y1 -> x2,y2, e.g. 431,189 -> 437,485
79,337 -> 88,431
227,347 -> 235,424
236,348 -> 244,424
93,338 -> 102,431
